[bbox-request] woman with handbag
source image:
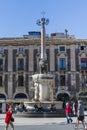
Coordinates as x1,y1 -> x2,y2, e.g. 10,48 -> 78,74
74,100 -> 87,129
4,106 -> 14,130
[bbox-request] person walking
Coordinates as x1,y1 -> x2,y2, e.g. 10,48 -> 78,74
74,100 -> 86,129
4,106 -> 14,130
73,100 -> 78,116
65,102 -> 73,124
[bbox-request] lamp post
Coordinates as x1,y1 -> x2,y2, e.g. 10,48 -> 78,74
65,29 -> 68,38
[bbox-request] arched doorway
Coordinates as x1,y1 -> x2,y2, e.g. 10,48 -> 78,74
0,93 -> 6,100
78,92 -> 87,109
57,93 -> 70,102
14,93 -> 27,100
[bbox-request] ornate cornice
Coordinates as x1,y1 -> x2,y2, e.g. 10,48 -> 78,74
0,37 -> 87,46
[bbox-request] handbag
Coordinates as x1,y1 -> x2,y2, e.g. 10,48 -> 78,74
11,116 -> 14,122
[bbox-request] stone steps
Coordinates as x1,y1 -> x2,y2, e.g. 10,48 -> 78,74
15,109 -> 66,118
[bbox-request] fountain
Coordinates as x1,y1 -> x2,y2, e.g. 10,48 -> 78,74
32,16 -> 54,102
15,16 -> 64,117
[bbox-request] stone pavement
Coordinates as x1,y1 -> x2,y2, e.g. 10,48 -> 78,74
0,114 -> 76,126
0,111 -> 87,130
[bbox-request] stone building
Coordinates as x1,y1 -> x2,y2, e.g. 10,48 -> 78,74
0,35 -> 87,102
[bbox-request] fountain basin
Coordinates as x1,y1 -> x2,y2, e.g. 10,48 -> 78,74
32,74 -> 55,101
15,101 -> 66,118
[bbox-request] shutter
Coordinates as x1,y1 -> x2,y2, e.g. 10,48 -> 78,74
33,49 -> 38,72
4,75 -> 8,94
76,73 -> 80,92
25,74 -> 29,93
55,73 -> 58,89
75,49 -> 79,71
4,50 -> 8,72
54,49 -> 58,71
67,73 -> 71,91
13,74 -> 16,93
13,49 -> 17,72
66,49 -> 71,71
25,49 -> 29,72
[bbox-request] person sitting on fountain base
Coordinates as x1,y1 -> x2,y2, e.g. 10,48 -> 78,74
38,103 -> 43,112
34,104 -> 39,112
50,103 -> 56,112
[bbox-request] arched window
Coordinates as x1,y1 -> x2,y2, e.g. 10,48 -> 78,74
15,93 -> 27,99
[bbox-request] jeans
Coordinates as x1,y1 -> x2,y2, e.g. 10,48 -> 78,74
66,113 -> 73,123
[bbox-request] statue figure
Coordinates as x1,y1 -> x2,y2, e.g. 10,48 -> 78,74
39,58 -> 47,74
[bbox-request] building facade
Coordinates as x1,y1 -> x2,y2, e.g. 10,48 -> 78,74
0,36 -> 87,101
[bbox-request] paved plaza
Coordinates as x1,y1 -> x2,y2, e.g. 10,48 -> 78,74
0,112 -> 87,130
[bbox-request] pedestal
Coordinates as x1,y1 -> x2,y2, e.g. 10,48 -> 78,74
32,74 -> 54,101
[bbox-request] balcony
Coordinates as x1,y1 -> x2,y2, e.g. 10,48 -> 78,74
59,67 -> 66,70
81,66 -> 87,70
16,66 -> 25,72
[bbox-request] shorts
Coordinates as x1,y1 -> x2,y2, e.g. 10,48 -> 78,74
78,116 -> 84,121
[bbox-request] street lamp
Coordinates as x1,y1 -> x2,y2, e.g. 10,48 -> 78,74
36,18 -> 49,26
65,29 -> 68,38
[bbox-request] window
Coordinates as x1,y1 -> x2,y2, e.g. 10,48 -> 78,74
81,58 -> 87,69
18,58 -> 24,70
18,47 -> 25,53
59,46 -> 65,52
80,46 -> 86,51
0,76 -> 2,86
59,58 -> 66,69
23,35 -> 29,40
60,75 -> 65,86
0,59 -> 3,71
29,31 -> 41,37
38,47 -> 41,53
0,48 -> 4,54
18,75 -> 24,86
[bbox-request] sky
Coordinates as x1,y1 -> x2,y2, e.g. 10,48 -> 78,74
0,0 -> 87,39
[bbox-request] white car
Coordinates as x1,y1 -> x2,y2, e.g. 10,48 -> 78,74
24,102 -> 35,111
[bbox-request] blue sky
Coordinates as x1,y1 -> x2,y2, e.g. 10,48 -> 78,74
0,0 -> 87,39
